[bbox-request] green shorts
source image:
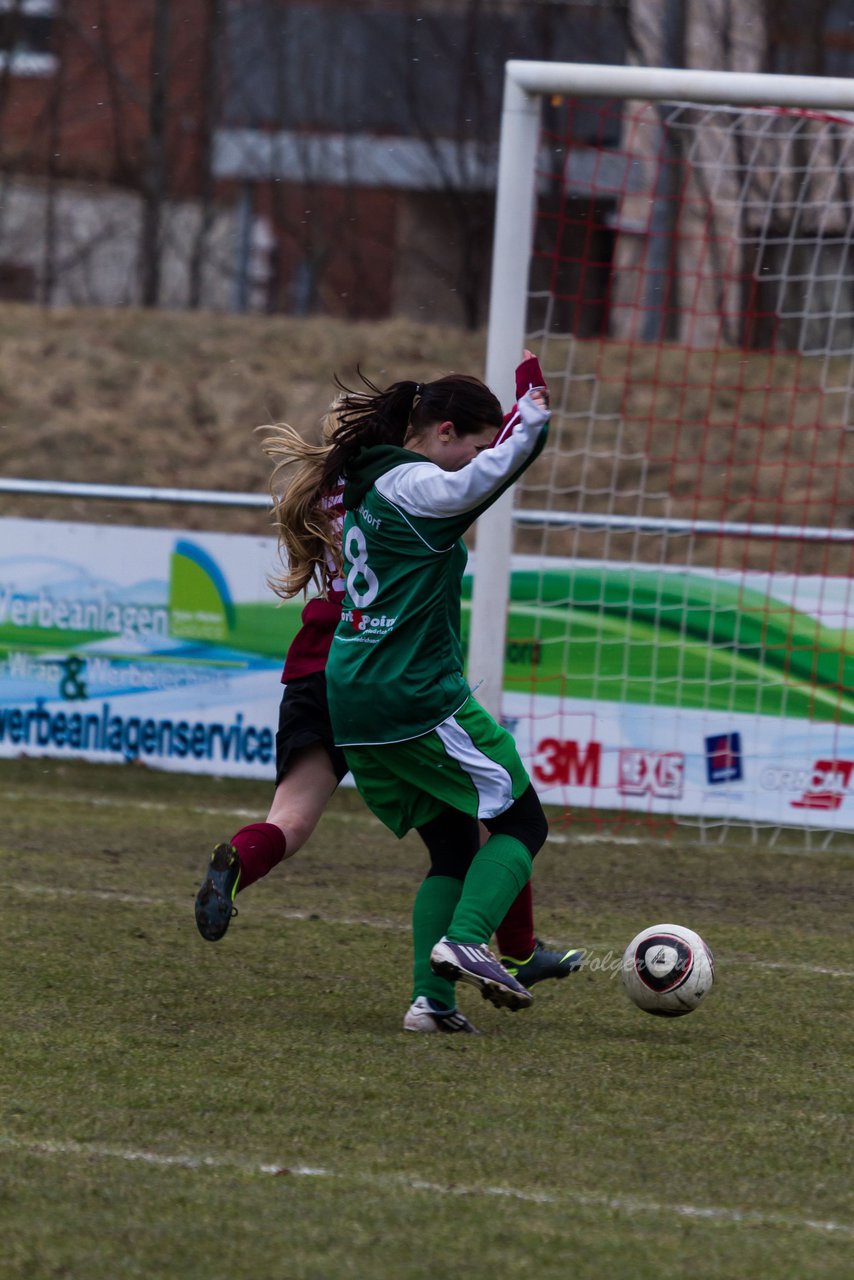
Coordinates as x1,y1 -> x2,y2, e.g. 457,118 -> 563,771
343,697 -> 530,838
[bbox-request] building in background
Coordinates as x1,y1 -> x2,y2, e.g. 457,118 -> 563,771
0,0 -> 628,322
606,0 -> 854,349
214,0 -> 627,324
0,1 -> 851,328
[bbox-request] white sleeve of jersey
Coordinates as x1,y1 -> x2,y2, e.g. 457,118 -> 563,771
375,389 -> 549,519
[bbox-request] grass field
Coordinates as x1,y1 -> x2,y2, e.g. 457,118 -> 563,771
3,756 -> 853,1280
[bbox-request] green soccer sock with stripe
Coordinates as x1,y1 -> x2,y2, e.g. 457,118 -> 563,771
445,835 -> 533,946
411,874 -> 463,1007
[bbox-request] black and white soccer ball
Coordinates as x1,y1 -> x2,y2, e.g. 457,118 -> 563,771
621,923 -> 715,1017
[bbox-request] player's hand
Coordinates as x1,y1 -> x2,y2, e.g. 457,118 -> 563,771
518,386 -> 550,428
522,351 -> 547,405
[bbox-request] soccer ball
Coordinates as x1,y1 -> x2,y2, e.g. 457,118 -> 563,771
620,923 -> 715,1017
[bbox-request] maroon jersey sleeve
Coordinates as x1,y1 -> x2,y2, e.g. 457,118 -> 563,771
280,481 -> 345,682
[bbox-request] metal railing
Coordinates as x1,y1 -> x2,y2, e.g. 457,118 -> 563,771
0,477 -> 271,508
3,477 -> 853,543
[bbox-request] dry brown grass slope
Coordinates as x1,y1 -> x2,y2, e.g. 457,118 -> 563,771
0,304 -> 487,534
0,302 -> 851,574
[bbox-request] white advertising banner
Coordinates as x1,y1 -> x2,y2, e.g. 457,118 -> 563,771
1,518 -> 853,829
0,518 -> 296,778
503,695 -> 854,830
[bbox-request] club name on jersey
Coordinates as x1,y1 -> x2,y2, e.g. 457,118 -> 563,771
341,608 -> 397,633
358,504 -> 382,529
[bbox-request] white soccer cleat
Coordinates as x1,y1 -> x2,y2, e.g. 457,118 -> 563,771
403,996 -> 480,1034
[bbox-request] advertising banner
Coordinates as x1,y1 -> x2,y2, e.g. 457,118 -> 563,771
488,559 -> 854,830
0,519 -> 298,778
1,519 -> 853,828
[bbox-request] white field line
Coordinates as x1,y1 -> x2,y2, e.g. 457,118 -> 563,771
747,959 -> 854,978
10,881 -> 854,979
2,1135 -> 851,1238
2,788 -> 641,840
2,788 -> 268,823
548,833 -> 643,845
10,881 -> 408,932
7,789 -> 854,855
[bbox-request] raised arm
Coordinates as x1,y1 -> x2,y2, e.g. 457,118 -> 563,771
374,387 -> 550,523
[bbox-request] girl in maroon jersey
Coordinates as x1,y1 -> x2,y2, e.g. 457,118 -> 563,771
194,353 -> 584,1031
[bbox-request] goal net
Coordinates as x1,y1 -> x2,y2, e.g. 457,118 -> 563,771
470,63 -> 854,839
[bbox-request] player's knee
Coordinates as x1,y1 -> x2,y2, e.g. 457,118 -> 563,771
425,840 -> 478,879
484,784 -> 548,858
418,809 -> 479,879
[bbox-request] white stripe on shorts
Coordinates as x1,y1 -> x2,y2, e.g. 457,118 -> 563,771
435,714 -> 514,820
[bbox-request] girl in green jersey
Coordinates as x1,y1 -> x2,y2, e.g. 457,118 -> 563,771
195,357 -> 584,1033
324,370 -> 562,1020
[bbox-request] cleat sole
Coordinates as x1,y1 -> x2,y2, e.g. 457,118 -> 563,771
430,957 -> 533,1012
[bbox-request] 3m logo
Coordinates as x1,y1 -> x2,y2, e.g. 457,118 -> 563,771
791,759 -> 854,811
705,732 -> 743,784
533,739 -> 601,788
618,749 -> 684,799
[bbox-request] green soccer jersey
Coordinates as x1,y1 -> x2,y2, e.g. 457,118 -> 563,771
325,391 -> 549,745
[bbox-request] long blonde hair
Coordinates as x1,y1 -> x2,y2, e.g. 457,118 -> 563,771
261,405 -> 342,600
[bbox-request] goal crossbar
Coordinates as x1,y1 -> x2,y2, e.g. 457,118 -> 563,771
505,60 -> 854,111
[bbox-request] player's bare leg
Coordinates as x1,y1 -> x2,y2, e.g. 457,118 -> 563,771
264,743 -> 340,856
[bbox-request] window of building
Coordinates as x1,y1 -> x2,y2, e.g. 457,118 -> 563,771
0,0 -> 56,76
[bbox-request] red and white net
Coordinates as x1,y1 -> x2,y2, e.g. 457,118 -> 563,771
505,97 -> 854,839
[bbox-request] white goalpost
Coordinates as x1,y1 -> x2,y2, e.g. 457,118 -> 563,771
470,60 -> 854,837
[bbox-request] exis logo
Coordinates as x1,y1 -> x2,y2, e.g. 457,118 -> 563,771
618,749 -> 684,799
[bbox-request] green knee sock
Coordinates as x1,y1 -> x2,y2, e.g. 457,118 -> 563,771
411,874 -> 462,1006
446,835 -> 533,946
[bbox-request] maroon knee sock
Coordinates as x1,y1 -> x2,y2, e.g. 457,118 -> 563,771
230,822 -> 287,891
494,881 -> 537,959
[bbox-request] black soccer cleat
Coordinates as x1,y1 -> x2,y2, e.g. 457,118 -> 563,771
500,939 -> 586,988
194,842 -> 241,941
